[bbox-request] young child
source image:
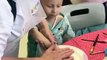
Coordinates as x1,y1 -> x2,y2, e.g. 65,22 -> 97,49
28,0 -> 75,57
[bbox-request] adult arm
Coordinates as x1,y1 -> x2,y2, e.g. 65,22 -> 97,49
2,44 -> 74,60
0,0 -> 14,59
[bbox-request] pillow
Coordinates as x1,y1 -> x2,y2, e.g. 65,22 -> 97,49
61,3 -> 105,30
70,0 -> 107,4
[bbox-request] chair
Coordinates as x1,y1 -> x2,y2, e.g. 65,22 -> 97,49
61,3 -> 106,31
103,1 -> 107,23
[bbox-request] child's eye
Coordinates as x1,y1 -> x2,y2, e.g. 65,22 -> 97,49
47,5 -> 53,8
57,5 -> 61,8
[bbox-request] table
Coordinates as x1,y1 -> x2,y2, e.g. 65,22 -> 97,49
64,29 -> 107,60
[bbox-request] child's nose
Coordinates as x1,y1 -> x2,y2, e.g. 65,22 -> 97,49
52,7 -> 57,13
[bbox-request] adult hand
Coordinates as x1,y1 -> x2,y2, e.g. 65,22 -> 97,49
40,44 -> 74,60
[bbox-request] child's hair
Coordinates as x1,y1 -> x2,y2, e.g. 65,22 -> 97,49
62,0 -> 72,6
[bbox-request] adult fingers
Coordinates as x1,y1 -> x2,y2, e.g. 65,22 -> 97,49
59,48 -> 74,59
64,57 -> 74,60
51,40 -> 57,44
63,56 -> 74,60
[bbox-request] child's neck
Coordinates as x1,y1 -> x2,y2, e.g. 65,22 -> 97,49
46,16 -> 58,28
47,16 -> 57,23
46,15 -> 63,29
46,16 -> 56,22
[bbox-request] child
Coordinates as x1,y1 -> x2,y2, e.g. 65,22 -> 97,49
28,0 -> 75,57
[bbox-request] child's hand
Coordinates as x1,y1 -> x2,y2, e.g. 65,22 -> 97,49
49,36 -> 57,44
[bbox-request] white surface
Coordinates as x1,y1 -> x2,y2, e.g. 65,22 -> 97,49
58,45 -> 88,60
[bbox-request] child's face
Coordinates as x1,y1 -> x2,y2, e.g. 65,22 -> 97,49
41,0 -> 63,17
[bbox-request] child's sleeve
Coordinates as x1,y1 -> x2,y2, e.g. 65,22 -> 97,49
62,16 -> 75,42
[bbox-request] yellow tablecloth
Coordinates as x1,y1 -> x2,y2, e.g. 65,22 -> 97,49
18,33 -> 28,58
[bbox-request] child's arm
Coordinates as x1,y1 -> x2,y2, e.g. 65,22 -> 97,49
29,27 -> 51,48
38,19 -> 56,44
